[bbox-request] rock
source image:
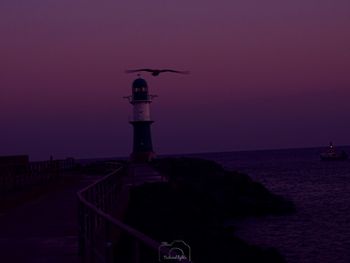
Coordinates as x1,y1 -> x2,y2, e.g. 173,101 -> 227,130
121,157 -> 295,262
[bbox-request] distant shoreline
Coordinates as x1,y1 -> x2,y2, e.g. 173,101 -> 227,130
68,143 -> 350,165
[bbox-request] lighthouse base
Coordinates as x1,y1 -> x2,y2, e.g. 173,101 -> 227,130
130,151 -> 156,163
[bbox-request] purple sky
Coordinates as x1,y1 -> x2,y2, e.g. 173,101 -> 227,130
1,0 -> 350,160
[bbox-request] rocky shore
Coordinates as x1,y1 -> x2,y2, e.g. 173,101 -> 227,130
124,157 -> 295,262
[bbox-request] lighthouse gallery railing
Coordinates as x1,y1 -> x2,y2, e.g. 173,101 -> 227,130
77,163 -> 190,263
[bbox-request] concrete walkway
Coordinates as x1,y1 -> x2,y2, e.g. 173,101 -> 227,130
0,173 -> 99,263
0,164 -> 165,263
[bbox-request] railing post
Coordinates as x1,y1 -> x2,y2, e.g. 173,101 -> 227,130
78,165 -> 166,263
78,202 -> 85,256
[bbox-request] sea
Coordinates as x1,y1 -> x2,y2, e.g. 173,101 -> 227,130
189,147 -> 350,263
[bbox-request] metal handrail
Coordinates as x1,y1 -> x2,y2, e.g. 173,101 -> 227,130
77,166 -> 160,249
77,164 -> 191,263
77,166 -> 121,200
77,166 -> 190,263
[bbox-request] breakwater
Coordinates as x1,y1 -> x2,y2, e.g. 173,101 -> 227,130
124,157 -> 295,263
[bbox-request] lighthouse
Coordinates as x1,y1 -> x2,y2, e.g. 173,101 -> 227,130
125,77 -> 156,162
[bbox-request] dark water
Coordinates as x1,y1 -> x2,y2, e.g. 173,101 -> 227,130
191,147 -> 350,263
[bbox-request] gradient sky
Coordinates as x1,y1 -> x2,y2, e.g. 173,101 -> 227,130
1,0 -> 350,160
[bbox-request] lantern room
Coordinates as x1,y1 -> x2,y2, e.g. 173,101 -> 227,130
132,78 -> 149,101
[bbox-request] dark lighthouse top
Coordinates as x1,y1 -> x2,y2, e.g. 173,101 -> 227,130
132,78 -> 149,101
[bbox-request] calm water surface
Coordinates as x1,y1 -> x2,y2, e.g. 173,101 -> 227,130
192,147 -> 350,263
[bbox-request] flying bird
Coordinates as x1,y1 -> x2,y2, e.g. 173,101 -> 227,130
125,68 -> 190,76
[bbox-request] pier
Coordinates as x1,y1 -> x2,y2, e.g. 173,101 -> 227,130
0,159 -> 188,263
0,158 -> 80,262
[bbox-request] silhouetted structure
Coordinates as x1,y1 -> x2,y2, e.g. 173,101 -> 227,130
124,77 -> 156,162
320,142 -> 348,161
0,155 -> 75,193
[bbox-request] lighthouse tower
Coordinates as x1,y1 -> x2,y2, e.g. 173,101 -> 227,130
125,77 -> 156,162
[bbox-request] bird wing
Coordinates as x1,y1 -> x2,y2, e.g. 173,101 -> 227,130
159,69 -> 190,74
125,69 -> 154,73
